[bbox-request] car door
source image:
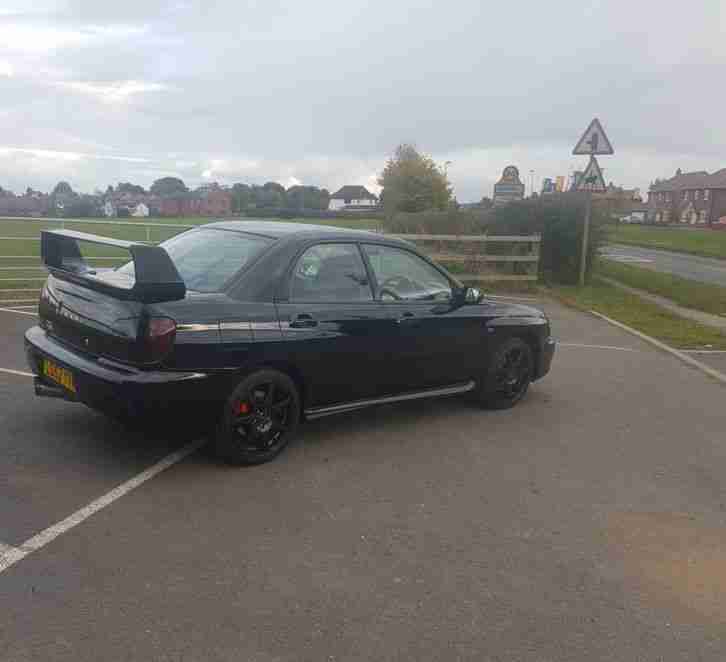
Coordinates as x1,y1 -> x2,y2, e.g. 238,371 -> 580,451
275,242 -> 390,409
361,243 -> 481,393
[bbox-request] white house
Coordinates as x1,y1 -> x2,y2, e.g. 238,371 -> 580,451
328,185 -> 378,211
131,202 -> 150,217
103,200 -> 116,217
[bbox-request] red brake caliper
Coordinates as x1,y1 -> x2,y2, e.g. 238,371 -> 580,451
234,401 -> 250,416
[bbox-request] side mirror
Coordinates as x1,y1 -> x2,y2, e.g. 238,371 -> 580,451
464,287 -> 483,304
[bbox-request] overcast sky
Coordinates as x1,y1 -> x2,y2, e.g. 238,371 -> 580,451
1,0 -> 724,201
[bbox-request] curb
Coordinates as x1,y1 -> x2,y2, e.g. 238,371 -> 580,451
590,310 -> 726,386
594,275 -> 726,333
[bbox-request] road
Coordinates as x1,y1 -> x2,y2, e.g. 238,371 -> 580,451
2,299 -> 726,661
602,243 -> 726,287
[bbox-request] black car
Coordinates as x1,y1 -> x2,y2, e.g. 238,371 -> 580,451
25,221 -> 555,465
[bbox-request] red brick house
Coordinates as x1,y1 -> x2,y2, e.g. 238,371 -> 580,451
648,169 -> 726,225
157,187 -> 232,217
0,190 -> 50,216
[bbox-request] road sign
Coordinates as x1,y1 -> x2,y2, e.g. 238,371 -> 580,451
572,118 -> 614,156
576,156 -> 607,193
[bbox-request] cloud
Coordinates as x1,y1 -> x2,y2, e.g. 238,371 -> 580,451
58,80 -> 170,103
0,0 -> 725,201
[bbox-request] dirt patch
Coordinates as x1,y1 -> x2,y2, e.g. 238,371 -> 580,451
608,511 -> 726,623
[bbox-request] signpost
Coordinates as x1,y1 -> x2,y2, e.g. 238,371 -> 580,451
572,118 -> 614,286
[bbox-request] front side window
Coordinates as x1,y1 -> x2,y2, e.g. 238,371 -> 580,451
363,244 -> 452,302
117,228 -> 271,293
290,243 -> 372,302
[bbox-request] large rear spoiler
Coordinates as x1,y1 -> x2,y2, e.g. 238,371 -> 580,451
41,229 -> 186,303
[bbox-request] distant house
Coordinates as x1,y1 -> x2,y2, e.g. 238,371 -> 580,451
0,189 -> 50,217
328,185 -> 378,211
103,200 -> 116,217
131,202 -> 149,217
648,168 -> 726,225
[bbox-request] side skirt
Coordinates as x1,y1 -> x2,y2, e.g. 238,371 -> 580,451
304,381 -> 476,420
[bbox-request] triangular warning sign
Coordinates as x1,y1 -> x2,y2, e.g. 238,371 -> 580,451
572,118 -> 614,156
576,156 -> 607,192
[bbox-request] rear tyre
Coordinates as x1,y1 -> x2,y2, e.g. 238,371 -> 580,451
475,337 -> 533,410
213,369 -> 300,466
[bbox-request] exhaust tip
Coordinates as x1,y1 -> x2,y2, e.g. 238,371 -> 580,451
34,377 -> 71,400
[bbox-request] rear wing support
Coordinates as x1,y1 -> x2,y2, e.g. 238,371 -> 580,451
41,229 -> 186,303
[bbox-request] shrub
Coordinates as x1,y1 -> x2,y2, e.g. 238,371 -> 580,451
488,194 -> 606,284
383,208 -> 490,235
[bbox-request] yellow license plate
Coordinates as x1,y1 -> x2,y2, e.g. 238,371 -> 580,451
43,359 -> 76,393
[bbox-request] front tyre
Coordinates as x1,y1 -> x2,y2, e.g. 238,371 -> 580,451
213,369 -> 301,466
476,337 -> 533,410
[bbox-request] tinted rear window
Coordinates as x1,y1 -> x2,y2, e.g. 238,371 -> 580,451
117,229 -> 272,293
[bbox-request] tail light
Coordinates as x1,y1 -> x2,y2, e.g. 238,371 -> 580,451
144,317 -> 176,362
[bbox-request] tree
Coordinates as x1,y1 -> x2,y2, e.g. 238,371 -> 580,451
52,181 -> 75,197
479,196 -> 493,209
150,177 -> 187,196
262,181 -> 286,195
231,183 -> 252,213
378,144 -> 452,216
65,195 -> 100,218
116,182 -> 146,195
286,185 -> 330,211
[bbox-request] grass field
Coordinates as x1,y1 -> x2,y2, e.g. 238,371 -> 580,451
606,224 -> 726,260
552,280 -> 726,350
0,215 -> 531,295
598,258 -> 726,317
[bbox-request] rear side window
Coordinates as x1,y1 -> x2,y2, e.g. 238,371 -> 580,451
117,229 -> 272,293
290,243 -> 372,302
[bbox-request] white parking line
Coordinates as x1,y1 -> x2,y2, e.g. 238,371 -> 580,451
0,439 -> 205,575
591,311 -> 726,386
558,343 -> 638,352
0,367 -> 34,378
0,306 -> 37,317
485,294 -> 540,302
0,542 -> 20,556
682,350 -> 726,354
605,255 -> 655,264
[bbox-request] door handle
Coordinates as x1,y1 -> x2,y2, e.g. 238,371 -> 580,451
290,313 -> 318,329
396,312 -> 416,324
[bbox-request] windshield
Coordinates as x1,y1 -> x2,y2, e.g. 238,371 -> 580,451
117,229 -> 272,293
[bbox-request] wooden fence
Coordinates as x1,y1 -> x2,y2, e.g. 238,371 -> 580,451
0,217 -> 540,303
392,234 -> 540,282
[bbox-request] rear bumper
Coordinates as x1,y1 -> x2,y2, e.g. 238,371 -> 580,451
534,336 -> 556,381
24,325 -> 226,413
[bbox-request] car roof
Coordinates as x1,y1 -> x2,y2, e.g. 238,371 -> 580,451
201,220 -> 385,241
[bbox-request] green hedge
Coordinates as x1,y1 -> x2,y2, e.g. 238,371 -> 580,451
489,195 -> 606,284
382,208 -> 490,235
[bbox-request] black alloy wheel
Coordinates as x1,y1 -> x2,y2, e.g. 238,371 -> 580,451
214,369 -> 300,465
477,337 -> 534,409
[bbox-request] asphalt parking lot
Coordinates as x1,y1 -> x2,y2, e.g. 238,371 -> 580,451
2,298 -> 726,661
